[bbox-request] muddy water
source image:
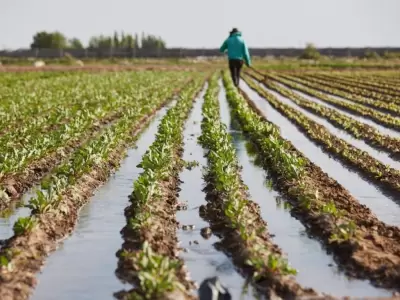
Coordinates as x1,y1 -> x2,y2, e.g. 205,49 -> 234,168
176,84 -> 256,300
254,80 -> 400,170
31,101 -> 176,300
220,83 -> 393,297
274,81 -> 400,139
240,80 -> 400,227
0,191 -> 33,242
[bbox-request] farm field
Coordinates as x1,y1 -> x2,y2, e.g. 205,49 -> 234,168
0,65 -> 400,300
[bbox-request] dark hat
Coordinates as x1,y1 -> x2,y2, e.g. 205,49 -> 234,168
230,28 -> 239,34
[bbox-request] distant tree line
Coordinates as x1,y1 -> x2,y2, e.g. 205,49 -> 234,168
30,31 -> 166,50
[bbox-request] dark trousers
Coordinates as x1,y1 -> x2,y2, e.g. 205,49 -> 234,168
229,59 -> 243,87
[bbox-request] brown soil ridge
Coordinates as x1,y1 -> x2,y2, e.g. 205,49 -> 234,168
0,96 -> 178,300
242,75 -> 400,199
114,85 -> 206,300
115,147 -> 195,300
237,88 -> 400,291
0,81 -> 190,212
199,166 -> 322,298
246,71 -> 400,160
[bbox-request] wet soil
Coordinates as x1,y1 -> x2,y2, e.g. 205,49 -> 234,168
176,86 -> 257,299
0,99 -> 175,300
29,101 -> 176,300
242,78 -> 400,205
220,86 -> 393,298
267,73 -> 400,133
252,77 -> 400,168
199,83 -> 320,299
0,111 -> 124,211
236,83 -> 400,291
114,85 -> 205,300
246,72 -> 400,160
240,81 -> 400,226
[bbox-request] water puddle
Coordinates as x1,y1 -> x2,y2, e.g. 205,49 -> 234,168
240,80 -> 400,227
31,101 -> 176,300
220,83 -> 392,297
176,84 -> 255,300
0,190 -> 34,242
254,79 -> 400,170
274,81 -> 400,139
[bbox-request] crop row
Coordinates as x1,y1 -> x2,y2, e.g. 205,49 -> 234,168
287,73 -> 400,113
223,70 -> 400,290
306,73 -> 400,96
0,73 -> 190,212
0,71 -> 185,134
197,73 -> 318,298
253,70 -> 400,131
115,75 -> 206,300
343,72 -> 400,86
242,74 -> 400,195
0,75 -> 193,300
246,71 -> 400,159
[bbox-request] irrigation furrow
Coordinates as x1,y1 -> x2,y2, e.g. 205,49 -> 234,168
223,72 -> 400,291
279,72 -> 400,116
0,76 -> 190,213
239,78 -> 400,226
175,81 -> 257,299
305,73 -> 400,102
219,82 -> 392,298
254,70 -> 400,132
275,80 -> 400,139
198,75 -> 320,299
0,79 -> 188,300
114,77 -> 205,300
243,76 -> 400,201
0,81 -> 189,244
247,72 -> 400,160
307,73 -> 400,97
30,97 -> 178,300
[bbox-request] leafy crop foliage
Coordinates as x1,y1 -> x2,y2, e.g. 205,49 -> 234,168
199,73 -> 297,283
225,71 -> 357,243
121,76 -> 204,299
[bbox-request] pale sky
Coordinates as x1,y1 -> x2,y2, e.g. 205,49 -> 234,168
1,0 -> 399,50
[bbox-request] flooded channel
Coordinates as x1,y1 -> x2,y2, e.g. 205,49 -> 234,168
254,79 -> 400,170
241,80 -> 400,228
220,82 -> 392,297
273,80 -> 400,139
176,84 -> 255,299
31,101 -> 176,300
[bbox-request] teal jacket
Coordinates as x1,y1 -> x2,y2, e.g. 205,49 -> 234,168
219,32 -> 251,66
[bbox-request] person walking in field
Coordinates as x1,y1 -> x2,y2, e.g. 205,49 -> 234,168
219,28 -> 251,87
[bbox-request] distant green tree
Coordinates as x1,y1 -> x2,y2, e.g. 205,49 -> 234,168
30,31 -> 68,49
68,38 -> 84,49
300,43 -> 321,60
141,34 -> 166,50
134,33 -> 140,49
113,31 -> 119,47
88,35 -> 113,48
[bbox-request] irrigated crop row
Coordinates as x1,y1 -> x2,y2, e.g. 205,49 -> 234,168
115,75 -> 206,300
0,72 -> 190,212
288,73 -> 400,113
242,74 -> 400,195
0,73 -> 195,300
306,73 -> 400,97
247,71 -> 400,159
222,71 -> 400,290
252,70 -> 400,131
197,74 -> 317,298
